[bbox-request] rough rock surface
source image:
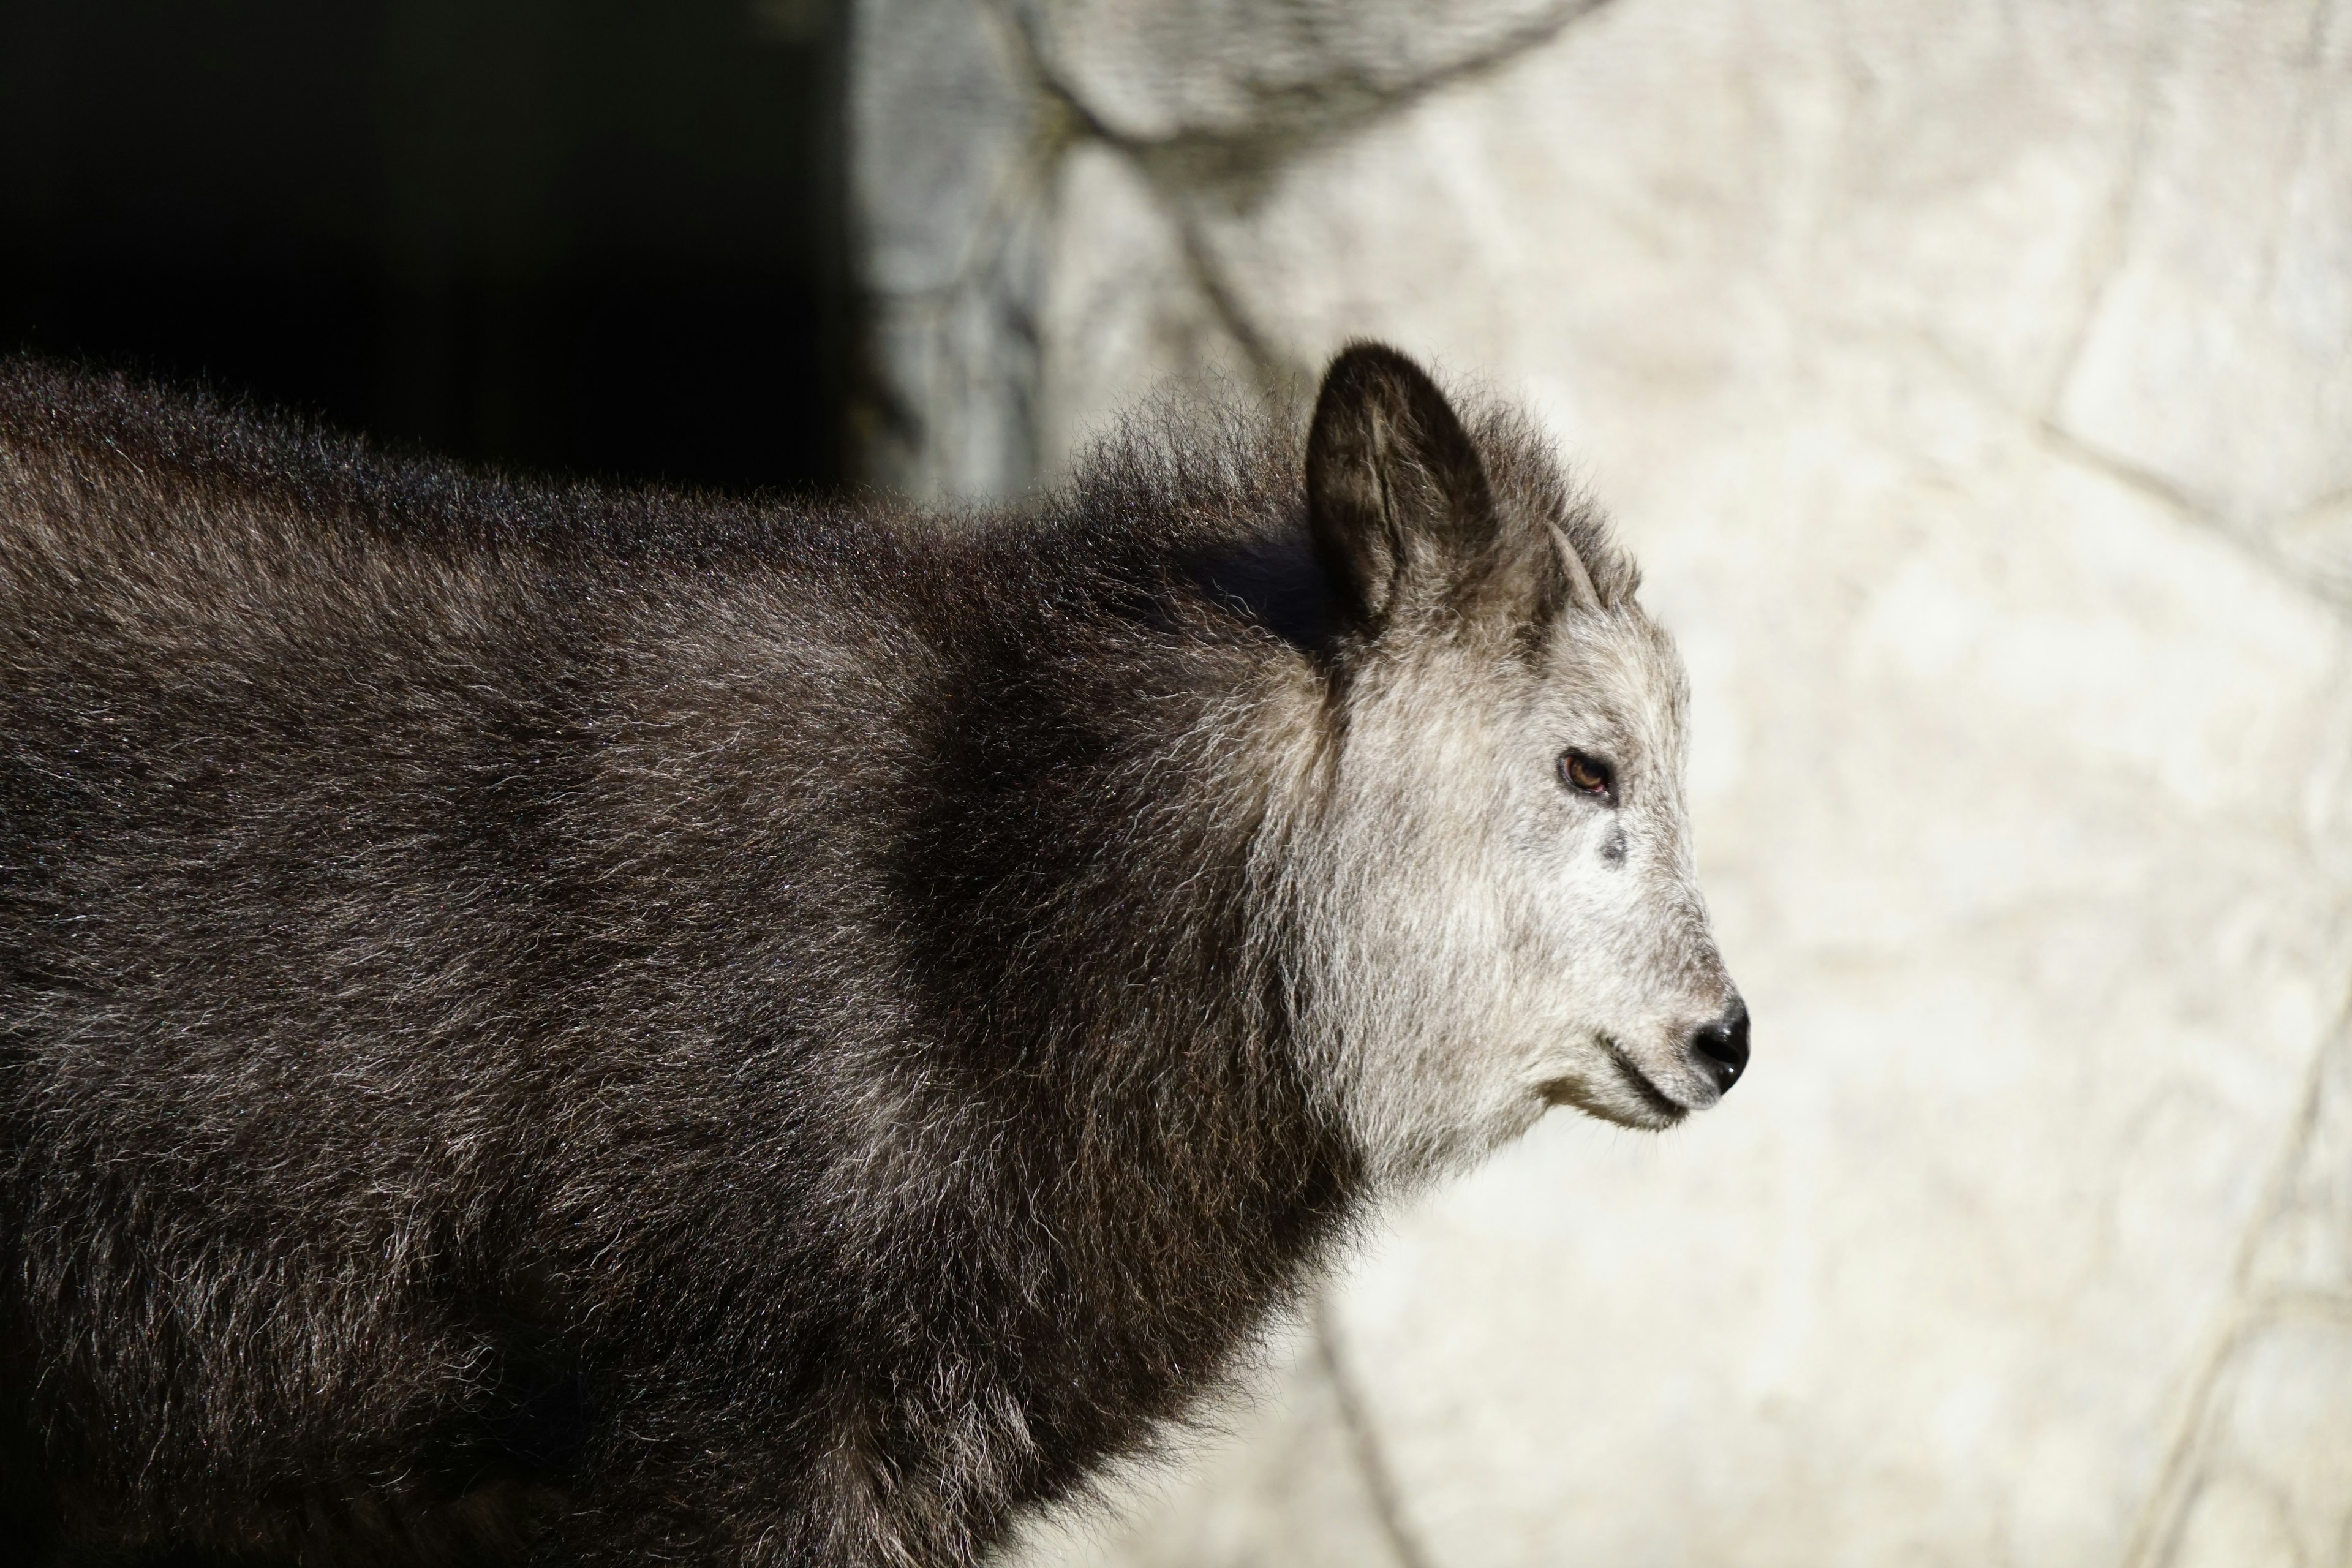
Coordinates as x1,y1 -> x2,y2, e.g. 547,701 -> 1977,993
1010,0 -> 1605,143
849,0 -> 1041,497
851,1 -> 2352,1562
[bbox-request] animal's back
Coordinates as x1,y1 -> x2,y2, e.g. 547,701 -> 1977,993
0,363 -> 924,1556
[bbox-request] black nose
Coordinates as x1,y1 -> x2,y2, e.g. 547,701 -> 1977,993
1691,996 -> 1750,1093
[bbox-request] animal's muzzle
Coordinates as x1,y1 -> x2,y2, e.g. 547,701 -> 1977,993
1690,995 -> 1750,1094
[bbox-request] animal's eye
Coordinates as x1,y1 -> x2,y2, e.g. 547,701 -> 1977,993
1558,748 -> 1615,799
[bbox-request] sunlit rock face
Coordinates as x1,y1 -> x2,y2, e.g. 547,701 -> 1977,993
850,2 -> 2352,1563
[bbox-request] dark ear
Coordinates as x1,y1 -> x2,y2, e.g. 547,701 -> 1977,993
1305,342 -> 1506,633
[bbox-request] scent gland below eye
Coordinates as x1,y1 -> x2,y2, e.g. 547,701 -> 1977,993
1558,748 -> 1615,801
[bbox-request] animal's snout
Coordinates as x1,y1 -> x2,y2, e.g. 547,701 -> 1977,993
1689,995 -> 1749,1095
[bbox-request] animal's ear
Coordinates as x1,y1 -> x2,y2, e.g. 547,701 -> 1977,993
1305,343 -> 1507,634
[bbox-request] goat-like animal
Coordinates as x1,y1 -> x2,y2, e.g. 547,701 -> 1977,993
0,345 -> 1744,1564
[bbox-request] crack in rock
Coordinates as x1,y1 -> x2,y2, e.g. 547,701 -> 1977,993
1010,0 -> 1610,161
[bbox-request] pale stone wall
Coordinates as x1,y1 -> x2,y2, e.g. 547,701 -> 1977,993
850,2 -> 2352,1562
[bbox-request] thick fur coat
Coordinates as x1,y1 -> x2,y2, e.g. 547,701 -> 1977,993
0,347 -> 1742,1566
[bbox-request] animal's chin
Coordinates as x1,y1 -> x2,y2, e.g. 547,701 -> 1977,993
1539,1044 -> 1691,1131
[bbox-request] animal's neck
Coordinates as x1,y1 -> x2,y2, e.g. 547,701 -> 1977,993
900,635 -> 1362,1453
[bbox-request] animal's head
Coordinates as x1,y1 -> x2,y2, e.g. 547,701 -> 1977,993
1279,343 -> 1744,1185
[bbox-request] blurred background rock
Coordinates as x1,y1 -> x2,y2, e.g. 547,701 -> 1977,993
10,2 -> 2352,1564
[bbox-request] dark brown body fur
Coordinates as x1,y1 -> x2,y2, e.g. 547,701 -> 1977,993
0,361 -> 1365,1564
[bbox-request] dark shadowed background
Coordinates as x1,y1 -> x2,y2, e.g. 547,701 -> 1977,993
0,0 -> 845,492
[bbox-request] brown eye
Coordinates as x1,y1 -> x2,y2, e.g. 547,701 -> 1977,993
1558,749 -> 1614,799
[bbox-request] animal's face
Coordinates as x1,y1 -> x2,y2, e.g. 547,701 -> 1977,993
1284,345 -> 1743,1183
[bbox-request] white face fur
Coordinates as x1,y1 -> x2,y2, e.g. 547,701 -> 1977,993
1275,343 -> 1740,1188
1291,601 -> 1736,1185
